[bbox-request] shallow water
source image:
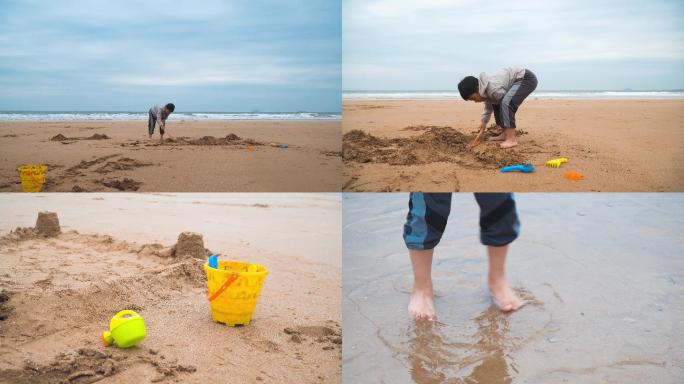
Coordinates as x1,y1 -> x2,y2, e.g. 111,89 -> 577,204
343,193 -> 684,383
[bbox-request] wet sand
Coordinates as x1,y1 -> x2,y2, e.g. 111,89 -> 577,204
342,99 -> 684,192
342,193 -> 684,383
0,120 -> 341,192
0,193 -> 341,383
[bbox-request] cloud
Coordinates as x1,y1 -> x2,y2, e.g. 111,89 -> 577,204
0,0 -> 341,111
343,0 -> 684,90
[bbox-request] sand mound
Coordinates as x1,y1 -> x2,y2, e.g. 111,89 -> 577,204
35,211 -> 60,237
50,133 -> 69,141
171,135 -> 263,146
321,150 -> 342,157
66,154 -> 120,176
343,126 -> 526,168
283,325 -> 342,348
0,227 -> 39,245
0,212 -> 61,244
95,157 -> 152,174
100,178 -> 142,191
46,154 -> 153,192
50,133 -> 109,142
172,231 -> 209,259
0,347 -> 197,384
0,291 -> 11,321
86,133 -> 109,140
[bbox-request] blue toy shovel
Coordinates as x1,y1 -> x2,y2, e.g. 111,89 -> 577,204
500,163 -> 535,173
208,255 -> 219,269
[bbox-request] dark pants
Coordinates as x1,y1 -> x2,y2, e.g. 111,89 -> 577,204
403,193 -> 519,249
148,111 -> 164,136
493,70 -> 537,129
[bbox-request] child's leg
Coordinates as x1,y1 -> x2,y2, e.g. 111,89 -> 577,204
404,192 -> 452,320
487,245 -> 524,311
489,105 -> 506,141
148,113 -> 156,138
408,248 -> 435,320
499,86 -> 521,148
499,70 -> 538,149
473,193 -> 524,311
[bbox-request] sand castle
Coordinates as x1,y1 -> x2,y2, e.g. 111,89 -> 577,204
173,231 -> 208,259
35,211 -> 61,237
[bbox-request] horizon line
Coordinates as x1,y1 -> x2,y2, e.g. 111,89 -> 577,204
343,89 -> 684,93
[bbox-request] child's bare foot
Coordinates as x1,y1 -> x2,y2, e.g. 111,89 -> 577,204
488,280 -> 524,312
500,139 -> 518,149
408,287 -> 436,321
488,132 -> 506,141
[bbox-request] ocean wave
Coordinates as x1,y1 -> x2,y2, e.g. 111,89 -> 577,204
0,112 -> 341,121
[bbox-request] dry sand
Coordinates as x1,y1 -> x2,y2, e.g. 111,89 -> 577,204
342,99 -> 684,192
0,193 -> 341,383
0,120 -> 341,192
342,193 -> 684,383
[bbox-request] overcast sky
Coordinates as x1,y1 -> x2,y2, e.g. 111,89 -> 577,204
0,0 -> 341,112
343,0 -> 684,91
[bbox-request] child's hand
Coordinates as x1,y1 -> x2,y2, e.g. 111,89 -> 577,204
467,123 -> 486,149
467,131 -> 483,149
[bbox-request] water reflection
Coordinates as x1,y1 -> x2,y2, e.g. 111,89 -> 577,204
407,305 -> 515,384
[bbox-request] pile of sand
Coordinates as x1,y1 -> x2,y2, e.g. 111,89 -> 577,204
283,325 -> 342,349
167,134 -> 263,146
50,133 -> 110,141
45,154 -> 151,192
0,292 -> 10,321
65,154 -> 120,176
100,178 -> 142,191
87,133 -> 110,140
0,212 -> 61,243
50,133 -> 69,141
1,347 -> 197,384
94,157 -> 152,174
343,126 -> 526,168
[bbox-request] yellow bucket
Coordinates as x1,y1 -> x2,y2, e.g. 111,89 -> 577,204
17,165 -> 48,192
204,260 -> 268,326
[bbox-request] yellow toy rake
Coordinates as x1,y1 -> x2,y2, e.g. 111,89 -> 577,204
545,157 -> 568,168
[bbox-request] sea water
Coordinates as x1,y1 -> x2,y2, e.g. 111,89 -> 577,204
342,193 -> 684,383
0,111 -> 341,121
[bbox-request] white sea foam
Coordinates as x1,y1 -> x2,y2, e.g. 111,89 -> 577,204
0,111 -> 341,121
343,90 -> 684,100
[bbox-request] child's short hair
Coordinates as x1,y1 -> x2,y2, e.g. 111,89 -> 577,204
165,103 -> 175,112
458,76 -> 479,100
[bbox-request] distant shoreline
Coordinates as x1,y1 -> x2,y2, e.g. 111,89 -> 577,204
343,90 -> 684,100
0,112 -> 341,122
